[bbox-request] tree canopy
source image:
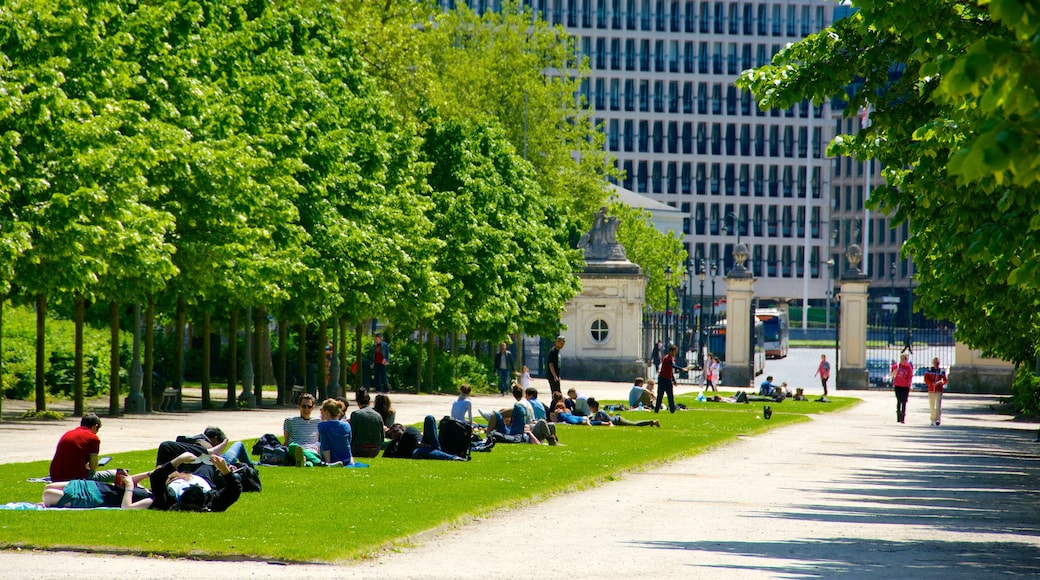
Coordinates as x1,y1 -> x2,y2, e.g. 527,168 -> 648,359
737,0 -> 1040,363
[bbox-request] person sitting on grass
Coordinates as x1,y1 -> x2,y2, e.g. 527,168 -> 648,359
374,394 -> 396,431
587,398 -> 660,428
149,451 -> 242,512
318,398 -> 354,467
759,376 -> 779,397
628,377 -> 655,408
525,387 -> 549,421
283,393 -> 326,467
350,389 -> 385,458
42,470 -> 153,510
451,384 -> 475,425
383,416 -> 469,461
566,388 -> 591,416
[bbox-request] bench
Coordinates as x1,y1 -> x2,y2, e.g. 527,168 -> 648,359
158,387 -> 179,412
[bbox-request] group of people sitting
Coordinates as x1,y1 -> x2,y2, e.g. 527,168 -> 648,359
42,414 -> 254,511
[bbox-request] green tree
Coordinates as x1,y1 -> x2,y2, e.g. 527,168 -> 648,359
422,1 -> 617,242
420,116 -> 581,342
737,0 -> 1040,364
610,202 -> 687,311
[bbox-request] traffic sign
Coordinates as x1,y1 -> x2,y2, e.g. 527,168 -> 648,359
881,304 -> 898,311
881,296 -> 900,303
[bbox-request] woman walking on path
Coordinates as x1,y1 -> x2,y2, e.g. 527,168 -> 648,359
891,354 -> 914,423
814,354 -> 831,396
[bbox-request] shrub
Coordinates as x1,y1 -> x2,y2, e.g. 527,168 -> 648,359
1011,366 -> 1040,415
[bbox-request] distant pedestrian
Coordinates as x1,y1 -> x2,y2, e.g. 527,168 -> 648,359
650,341 -> 664,376
814,354 -> 831,396
924,357 -> 947,426
891,354 -> 914,423
547,336 -> 565,396
494,342 -> 515,396
372,333 -> 390,393
655,345 -> 689,414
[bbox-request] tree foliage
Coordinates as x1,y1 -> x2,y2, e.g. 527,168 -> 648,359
737,0 -> 1040,363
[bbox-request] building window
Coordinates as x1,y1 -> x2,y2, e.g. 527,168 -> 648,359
590,319 -> 610,344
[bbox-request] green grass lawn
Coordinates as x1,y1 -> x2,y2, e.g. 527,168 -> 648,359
0,393 -> 858,562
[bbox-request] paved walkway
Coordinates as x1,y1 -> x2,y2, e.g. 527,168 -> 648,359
4,384 -> 1040,578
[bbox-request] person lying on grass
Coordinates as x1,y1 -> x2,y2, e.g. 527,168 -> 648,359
587,398 -> 660,428
42,470 -> 153,510
551,400 -> 590,425
149,451 -> 242,512
383,416 -> 469,460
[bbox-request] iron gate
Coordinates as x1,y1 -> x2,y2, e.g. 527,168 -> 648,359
864,288 -> 955,388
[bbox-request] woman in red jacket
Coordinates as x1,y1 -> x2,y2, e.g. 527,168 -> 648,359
891,354 -> 914,423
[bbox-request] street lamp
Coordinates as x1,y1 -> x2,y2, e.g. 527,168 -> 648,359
698,259 -> 706,368
825,258 -> 835,330
709,261 -> 718,330
686,257 -> 695,364
721,212 -> 744,245
889,261 -> 896,346
664,266 -> 673,347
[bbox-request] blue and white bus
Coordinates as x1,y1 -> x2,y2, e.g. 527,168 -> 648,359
755,308 -> 789,359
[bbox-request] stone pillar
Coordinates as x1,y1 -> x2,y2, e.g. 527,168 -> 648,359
949,342 -> 1015,394
836,244 -> 870,390
720,244 -> 756,388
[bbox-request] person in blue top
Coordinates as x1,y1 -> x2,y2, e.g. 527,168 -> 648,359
758,376 -> 779,397
317,398 -> 353,466
628,377 -> 655,408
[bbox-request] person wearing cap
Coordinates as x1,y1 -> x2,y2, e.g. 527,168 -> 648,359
547,335 -> 565,396
372,333 -> 390,393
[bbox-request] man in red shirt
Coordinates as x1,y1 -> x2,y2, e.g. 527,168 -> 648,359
654,345 -> 688,414
49,413 -> 114,482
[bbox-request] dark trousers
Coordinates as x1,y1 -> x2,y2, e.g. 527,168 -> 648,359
374,364 -> 388,393
894,387 -> 910,422
654,377 -> 675,413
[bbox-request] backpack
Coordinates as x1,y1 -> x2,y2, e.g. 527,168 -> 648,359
259,445 -> 290,466
251,434 -> 282,456
438,415 -> 473,460
232,463 -> 262,492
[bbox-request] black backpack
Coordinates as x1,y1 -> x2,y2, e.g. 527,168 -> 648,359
438,416 -> 473,460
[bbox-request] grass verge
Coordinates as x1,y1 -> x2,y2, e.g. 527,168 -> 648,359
0,392 -> 857,562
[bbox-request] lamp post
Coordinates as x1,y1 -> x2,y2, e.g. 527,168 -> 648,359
709,261 -> 718,330
686,257 -> 695,365
664,266 -> 673,348
722,212 -> 743,245
698,259 -> 706,368
889,261 -> 896,345
825,259 -> 835,330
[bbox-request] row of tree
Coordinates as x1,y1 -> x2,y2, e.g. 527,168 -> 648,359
738,0 -> 1040,365
0,0 -> 684,416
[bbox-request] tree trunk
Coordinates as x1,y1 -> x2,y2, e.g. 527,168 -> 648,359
297,322 -> 307,395
202,311 -> 211,408
426,333 -> 435,388
339,316 -> 348,389
415,323 -> 424,394
74,296 -> 85,417
317,320 -> 328,400
109,301 -> 120,416
253,306 -> 264,406
35,294 -> 46,412
144,295 -> 155,412
354,322 -> 364,391
173,299 -> 185,390
277,318 -> 288,404
226,309 -> 238,407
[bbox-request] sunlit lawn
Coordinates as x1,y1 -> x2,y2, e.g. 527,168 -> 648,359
0,393 -> 857,562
